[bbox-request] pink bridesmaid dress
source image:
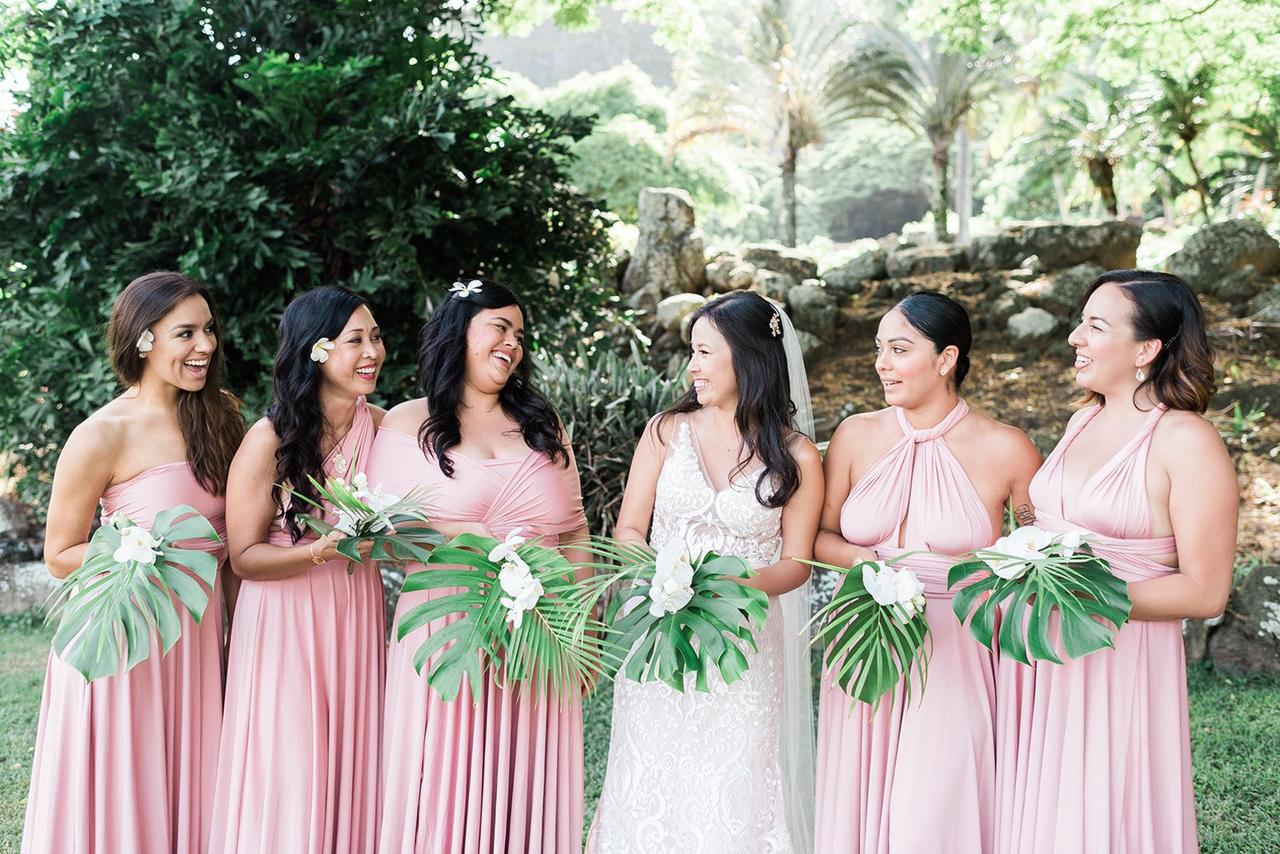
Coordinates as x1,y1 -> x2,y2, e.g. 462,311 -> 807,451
210,397 -> 385,853
23,462 -> 227,854
994,404 -> 1197,853
814,399 -> 1000,853
367,426 -> 587,854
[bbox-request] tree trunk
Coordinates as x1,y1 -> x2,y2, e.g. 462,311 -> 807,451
1088,156 -> 1119,218
1053,172 -> 1070,221
780,145 -> 798,248
956,125 -> 972,244
1183,139 -> 1211,224
931,134 -> 951,242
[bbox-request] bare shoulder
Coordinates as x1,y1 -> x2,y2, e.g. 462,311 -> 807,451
787,431 -> 823,467
963,408 -> 1040,458
830,406 -> 894,447
239,417 -> 281,455
381,398 -> 428,434
1153,409 -> 1230,461
644,412 -> 680,447
62,408 -> 127,463
367,402 -> 388,427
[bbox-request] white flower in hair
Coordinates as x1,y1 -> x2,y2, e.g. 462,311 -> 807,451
136,329 -> 154,353
449,279 -> 483,298
310,337 -> 336,364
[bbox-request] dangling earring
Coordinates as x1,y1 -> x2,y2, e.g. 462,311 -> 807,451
940,368 -> 948,377
1135,367 -> 1146,382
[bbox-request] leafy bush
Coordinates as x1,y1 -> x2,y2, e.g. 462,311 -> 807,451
0,0 -> 614,513
536,343 -> 684,537
540,62 -> 671,131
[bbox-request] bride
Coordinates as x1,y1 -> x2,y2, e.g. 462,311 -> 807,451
587,290 -> 823,853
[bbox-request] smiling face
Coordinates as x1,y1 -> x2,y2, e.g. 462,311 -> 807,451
464,305 -> 525,393
138,294 -> 218,392
873,308 -> 956,407
1067,283 -> 1160,397
316,304 -> 385,397
688,316 -> 738,408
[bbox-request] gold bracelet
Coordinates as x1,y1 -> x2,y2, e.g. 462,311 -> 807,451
308,542 -> 325,565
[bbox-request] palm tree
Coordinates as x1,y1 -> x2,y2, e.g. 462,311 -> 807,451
1144,64 -> 1217,224
669,0 -> 871,246
833,26 -> 1012,241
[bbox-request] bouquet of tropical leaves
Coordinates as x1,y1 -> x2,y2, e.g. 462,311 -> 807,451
46,506 -> 222,681
286,471 -> 442,572
396,529 -> 606,704
804,556 -> 931,707
948,525 -> 1132,665
572,537 -> 771,693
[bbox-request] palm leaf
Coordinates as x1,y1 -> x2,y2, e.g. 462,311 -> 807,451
948,544 -> 1132,665
802,558 -> 930,708
45,505 -> 222,681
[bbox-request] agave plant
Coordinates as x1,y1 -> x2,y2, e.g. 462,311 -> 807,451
396,531 -> 606,704
47,506 -> 222,681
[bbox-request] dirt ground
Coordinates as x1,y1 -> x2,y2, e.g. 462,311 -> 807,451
807,274 -> 1280,566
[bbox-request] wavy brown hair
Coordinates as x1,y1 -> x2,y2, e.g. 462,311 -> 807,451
1078,269 -> 1215,413
106,271 -> 244,495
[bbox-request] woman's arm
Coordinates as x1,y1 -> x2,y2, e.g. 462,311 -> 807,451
1127,416 -> 1238,621
610,416 -> 669,550
813,417 -> 877,569
741,438 -> 824,596
43,420 -> 119,579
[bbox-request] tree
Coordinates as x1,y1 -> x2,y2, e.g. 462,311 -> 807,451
1144,64 -> 1218,224
0,0 -> 613,511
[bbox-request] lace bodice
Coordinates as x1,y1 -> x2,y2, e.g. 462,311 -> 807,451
650,421 -> 783,567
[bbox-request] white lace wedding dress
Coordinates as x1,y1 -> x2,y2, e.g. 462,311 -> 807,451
587,420 -> 793,853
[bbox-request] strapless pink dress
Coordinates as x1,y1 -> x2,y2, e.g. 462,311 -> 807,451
24,462 -> 227,854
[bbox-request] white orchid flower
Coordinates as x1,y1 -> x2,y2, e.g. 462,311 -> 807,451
1055,530 -> 1087,556
648,539 -> 696,617
449,279 -> 483,298
862,561 -> 926,621
861,561 -> 899,607
333,509 -> 359,536
310,337 -> 336,363
135,329 -> 154,353
488,527 -> 527,564
113,525 -> 163,566
498,557 -> 543,630
981,525 -> 1056,580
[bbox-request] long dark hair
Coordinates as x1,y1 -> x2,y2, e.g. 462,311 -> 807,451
1079,270 -> 1215,413
106,271 -> 244,496
266,286 -> 370,542
657,291 -> 801,508
893,291 -> 973,388
417,278 -> 569,476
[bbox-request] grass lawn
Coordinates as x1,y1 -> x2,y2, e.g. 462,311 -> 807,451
1,616 -> 1276,852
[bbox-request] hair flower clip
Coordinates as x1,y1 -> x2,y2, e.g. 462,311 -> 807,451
136,329 -> 154,354
449,279 -> 483,298
310,337 -> 336,364
769,311 -> 782,338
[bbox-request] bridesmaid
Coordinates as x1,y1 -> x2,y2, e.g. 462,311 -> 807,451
210,286 -> 387,853
369,278 -> 590,853
813,291 -> 1042,853
24,271 -> 244,853
994,270 -> 1237,853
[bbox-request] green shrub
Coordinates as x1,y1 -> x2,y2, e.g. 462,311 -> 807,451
0,0 -> 614,513
540,62 -> 670,131
536,343 -> 684,537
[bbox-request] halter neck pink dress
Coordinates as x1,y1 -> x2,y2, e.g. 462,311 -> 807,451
210,397 -> 385,854
994,404 -> 1198,853
815,400 -> 1000,853
23,462 -> 227,854
368,427 -> 587,854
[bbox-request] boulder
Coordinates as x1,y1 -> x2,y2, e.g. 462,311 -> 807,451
795,329 -> 826,363
656,293 -> 706,333
786,283 -> 838,342
885,244 -> 966,278
1014,263 -> 1106,311
741,242 -> 819,282
0,499 -> 36,540
0,560 -> 56,616
1007,306 -> 1057,339
1213,264 -> 1269,303
1163,219 -> 1280,296
705,255 -> 737,293
1248,283 -> 1280,321
726,263 -> 757,291
823,248 -> 887,293
751,270 -> 798,302
1206,565 -> 1280,675
969,221 -> 1141,272
621,188 -> 707,301
985,290 -> 1030,330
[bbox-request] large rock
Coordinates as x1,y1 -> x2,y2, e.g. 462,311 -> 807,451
0,560 -> 55,615
969,221 -> 1141,272
1207,565 -> 1280,675
1248,283 -> 1280,321
1013,263 -> 1106,311
823,248 -> 887,293
885,244 -> 966,278
741,242 -> 818,282
1007,306 -> 1057,339
1163,219 -> 1280,296
655,293 -> 706,333
786,283 -> 838,341
751,270 -> 798,302
621,188 -> 707,308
